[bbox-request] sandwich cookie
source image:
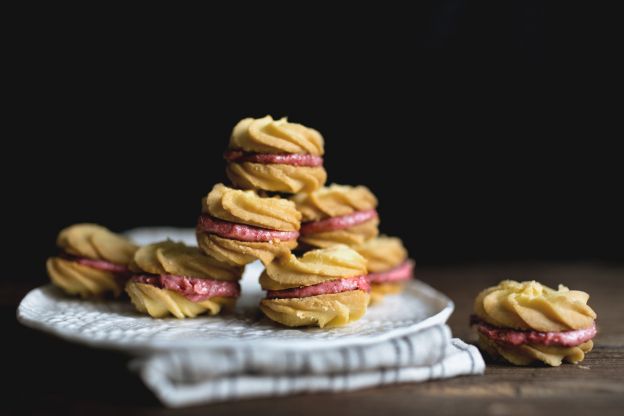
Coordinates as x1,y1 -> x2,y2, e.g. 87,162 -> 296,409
46,223 -> 137,297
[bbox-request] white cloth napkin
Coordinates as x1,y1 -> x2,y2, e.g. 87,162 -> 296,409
133,325 -> 484,407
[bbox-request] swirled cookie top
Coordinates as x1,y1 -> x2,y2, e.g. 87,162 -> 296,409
229,116 -> 324,156
202,183 -> 301,231
474,280 -> 596,332
260,244 -> 368,290
132,240 -> 242,281
57,223 -> 137,265
291,184 -> 378,221
355,235 -> 407,273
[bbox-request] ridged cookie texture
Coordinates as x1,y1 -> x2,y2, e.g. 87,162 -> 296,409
126,241 -> 242,319
474,280 -> 596,332
56,223 -> 137,264
293,184 -> 379,249
260,290 -> 369,329
355,236 -> 407,273
47,258 -> 124,298
355,236 -> 411,305
259,245 -> 367,290
47,223 -> 137,298
473,280 -> 597,366
226,116 -> 326,193
126,281 -> 235,319
292,184 -> 377,221
259,245 -> 370,328
477,333 -> 593,367
229,116 -> 324,156
197,183 -> 301,266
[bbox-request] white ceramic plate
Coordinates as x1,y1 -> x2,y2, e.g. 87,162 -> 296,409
17,228 -> 453,353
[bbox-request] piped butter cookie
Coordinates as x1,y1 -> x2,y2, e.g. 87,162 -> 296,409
46,223 -> 137,298
259,245 -> 370,328
355,236 -> 414,304
125,241 -> 243,318
196,183 -> 301,266
225,116 -> 327,193
292,184 -> 379,249
471,280 -> 597,366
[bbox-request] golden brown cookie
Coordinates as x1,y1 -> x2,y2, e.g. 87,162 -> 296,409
260,291 -> 369,328
354,236 -> 414,304
259,245 -> 370,328
292,184 -> 379,249
196,183 -> 301,266
471,280 -> 597,366
46,224 -> 138,298
477,333 -> 593,367
126,241 -> 243,319
225,116 -> 327,193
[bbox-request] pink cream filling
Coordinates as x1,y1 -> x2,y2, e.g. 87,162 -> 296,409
266,275 -> 370,299
197,214 -> 299,242
299,209 -> 378,235
367,260 -> 414,284
224,150 -> 323,167
61,252 -> 129,274
132,274 -> 240,302
471,315 -> 597,347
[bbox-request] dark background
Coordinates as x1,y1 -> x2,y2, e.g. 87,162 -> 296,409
7,1 -> 622,285
5,3 -> 624,415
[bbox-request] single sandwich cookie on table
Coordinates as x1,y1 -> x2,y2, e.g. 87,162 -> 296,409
355,236 -> 414,304
196,183 -> 301,266
224,115 -> 327,193
471,280 -> 597,366
292,184 -> 379,249
46,223 -> 138,298
125,241 -> 243,318
259,245 -> 370,328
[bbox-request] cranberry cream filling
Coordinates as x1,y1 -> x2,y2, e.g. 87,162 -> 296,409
132,274 -> 241,302
471,315 -> 597,347
300,209 -> 378,235
60,252 -> 129,274
224,150 -> 323,167
266,275 -> 370,299
367,260 -> 414,284
197,214 -> 299,242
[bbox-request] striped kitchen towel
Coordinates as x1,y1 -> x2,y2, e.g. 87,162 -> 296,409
134,324 -> 484,407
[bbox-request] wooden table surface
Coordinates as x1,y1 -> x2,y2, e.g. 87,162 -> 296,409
5,262 -> 624,416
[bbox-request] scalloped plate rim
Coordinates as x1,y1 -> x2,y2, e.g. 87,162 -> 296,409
17,280 -> 454,353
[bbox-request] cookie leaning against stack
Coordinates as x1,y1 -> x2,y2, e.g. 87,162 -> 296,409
292,184 -> 379,249
355,236 -> 415,304
46,223 -> 137,298
224,116 -> 327,194
471,280 -> 597,366
125,241 -> 243,318
259,245 -> 370,328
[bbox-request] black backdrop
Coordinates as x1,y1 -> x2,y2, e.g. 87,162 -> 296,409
9,1 -> 623,283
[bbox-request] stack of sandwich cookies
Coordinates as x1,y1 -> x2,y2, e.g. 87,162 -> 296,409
293,184 -> 379,249
126,241 -> 243,318
225,116 -> 327,193
355,236 -> 414,304
46,223 -> 137,298
259,245 -> 370,328
196,183 -> 301,266
471,280 -> 597,366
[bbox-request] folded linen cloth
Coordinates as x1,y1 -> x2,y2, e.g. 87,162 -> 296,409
134,326 -> 484,407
